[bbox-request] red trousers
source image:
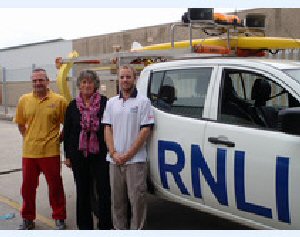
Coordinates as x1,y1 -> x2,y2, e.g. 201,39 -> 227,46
21,156 -> 66,220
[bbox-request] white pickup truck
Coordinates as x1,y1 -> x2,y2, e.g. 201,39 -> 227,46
136,58 -> 300,229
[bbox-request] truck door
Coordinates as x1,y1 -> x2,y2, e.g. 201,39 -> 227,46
147,66 -> 216,206
203,66 -> 300,229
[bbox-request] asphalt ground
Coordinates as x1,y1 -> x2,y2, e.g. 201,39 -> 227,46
0,114 -> 77,230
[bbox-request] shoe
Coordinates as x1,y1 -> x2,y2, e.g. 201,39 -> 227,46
19,219 -> 35,230
55,219 -> 66,230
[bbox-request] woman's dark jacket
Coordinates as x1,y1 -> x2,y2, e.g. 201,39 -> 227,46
63,95 -> 108,160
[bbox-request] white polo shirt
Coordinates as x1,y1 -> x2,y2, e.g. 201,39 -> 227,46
102,88 -> 154,164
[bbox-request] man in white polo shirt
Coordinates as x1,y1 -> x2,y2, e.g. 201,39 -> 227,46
102,65 -> 154,230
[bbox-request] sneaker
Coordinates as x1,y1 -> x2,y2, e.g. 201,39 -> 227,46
55,219 -> 66,230
19,219 -> 35,230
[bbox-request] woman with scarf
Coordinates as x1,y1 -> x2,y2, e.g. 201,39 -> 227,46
63,70 -> 112,230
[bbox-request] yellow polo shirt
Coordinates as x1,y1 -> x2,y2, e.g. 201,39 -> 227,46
15,90 -> 67,158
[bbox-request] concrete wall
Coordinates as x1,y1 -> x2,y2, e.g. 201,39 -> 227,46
73,23 -> 206,56
237,8 -> 300,38
73,8 -> 300,57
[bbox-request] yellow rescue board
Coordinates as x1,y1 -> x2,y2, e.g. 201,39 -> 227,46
56,51 -> 79,103
137,37 -> 300,51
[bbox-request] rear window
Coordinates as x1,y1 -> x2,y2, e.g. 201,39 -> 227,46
149,67 -> 212,119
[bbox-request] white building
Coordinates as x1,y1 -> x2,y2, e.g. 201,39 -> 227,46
0,39 -> 72,81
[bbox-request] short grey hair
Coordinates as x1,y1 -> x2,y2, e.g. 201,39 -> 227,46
32,68 -> 49,80
76,70 -> 100,91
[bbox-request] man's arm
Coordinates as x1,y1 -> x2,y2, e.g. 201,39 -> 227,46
18,124 -> 26,137
15,96 -> 27,137
104,125 -> 122,164
120,126 -> 152,164
104,125 -> 115,157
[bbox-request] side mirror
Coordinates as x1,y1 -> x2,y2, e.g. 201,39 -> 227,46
278,107 -> 300,135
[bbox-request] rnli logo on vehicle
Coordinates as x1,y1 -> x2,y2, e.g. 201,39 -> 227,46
158,140 -> 291,224
130,106 -> 138,113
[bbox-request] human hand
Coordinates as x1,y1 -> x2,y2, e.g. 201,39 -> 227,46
64,158 -> 72,168
118,153 -> 131,165
112,152 -> 123,165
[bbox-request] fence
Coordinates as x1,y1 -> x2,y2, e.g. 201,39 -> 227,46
0,64 -> 118,115
0,64 -> 74,115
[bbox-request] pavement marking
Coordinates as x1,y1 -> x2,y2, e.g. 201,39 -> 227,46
0,168 -> 22,176
0,194 -> 55,229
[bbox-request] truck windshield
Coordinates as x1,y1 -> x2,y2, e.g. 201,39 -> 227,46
283,69 -> 300,83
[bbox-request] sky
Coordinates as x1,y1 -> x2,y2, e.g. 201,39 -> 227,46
0,0 -> 300,49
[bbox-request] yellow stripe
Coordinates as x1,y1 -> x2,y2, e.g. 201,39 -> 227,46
0,194 -> 55,229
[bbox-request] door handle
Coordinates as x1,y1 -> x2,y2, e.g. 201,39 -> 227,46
208,137 -> 235,147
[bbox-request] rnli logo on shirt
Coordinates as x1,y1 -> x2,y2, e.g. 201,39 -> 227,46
130,106 -> 138,113
47,103 -> 57,109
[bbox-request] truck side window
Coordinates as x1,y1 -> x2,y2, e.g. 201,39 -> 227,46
150,68 -> 212,119
149,71 -> 164,102
219,70 -> 300,130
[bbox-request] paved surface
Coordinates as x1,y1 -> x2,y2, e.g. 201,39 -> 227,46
0,106 -> 14,121
0,117 -> 77,230
0,114 -> 250,230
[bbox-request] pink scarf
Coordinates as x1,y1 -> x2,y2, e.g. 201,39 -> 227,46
76,92 -> 101,157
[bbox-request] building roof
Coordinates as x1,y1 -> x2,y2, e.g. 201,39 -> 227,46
0,38 -> 65,52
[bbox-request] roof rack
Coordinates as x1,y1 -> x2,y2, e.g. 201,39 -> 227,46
56,9 -> 270,71
172,9 -> 266,54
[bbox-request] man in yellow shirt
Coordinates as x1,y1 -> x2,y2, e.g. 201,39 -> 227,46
15,68 -> 67,230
